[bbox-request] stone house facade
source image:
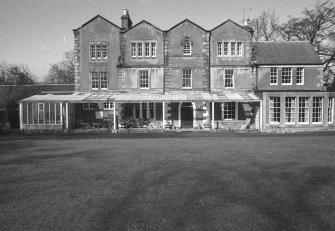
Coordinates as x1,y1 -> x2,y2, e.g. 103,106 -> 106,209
19,9 -> 334,132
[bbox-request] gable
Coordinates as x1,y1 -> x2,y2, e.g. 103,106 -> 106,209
75,15 -> 120,31
168,19 -> 207,33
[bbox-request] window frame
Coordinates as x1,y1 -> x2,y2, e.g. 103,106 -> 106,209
270,68 -> 278,85
83,102 -> 95,110
139,70 -> 149,89
312,97 -> 323,124
182,40 -> 192,56
269,97 -> 281,124
282,67 -> 292,85
182,69 -> 192,89
103,102 -> 114,110
285,97 -> 296,124
89,43 -> 108,62
217,42 -> 222,56
328,97 -> 334,123
298,97 -> 309,124
223,102 -> 237,120
224,69 -> 234,89
296,67 -> 304,85
130,41 -> 157,58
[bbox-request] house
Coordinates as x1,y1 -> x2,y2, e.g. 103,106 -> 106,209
19,9 -> 334,132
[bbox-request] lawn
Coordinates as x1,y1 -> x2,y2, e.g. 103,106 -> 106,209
1,132 -> 335,231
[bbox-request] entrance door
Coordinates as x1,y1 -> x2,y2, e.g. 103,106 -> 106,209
181,102 -> 193,128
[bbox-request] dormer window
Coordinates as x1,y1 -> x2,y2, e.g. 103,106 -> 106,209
182,38 -> 192,55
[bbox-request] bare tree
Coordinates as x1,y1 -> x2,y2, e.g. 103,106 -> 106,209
45,49 -> 75,84
279,0 -> 335,89
0,62 -> 36,108
250,10 -> 280,41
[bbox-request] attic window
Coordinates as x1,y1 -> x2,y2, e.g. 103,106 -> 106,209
181,38 -> 192,55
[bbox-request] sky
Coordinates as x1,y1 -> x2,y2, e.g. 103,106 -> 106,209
0,0 -> 318,82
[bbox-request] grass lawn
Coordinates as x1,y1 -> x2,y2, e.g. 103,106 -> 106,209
1,132 -> 335,231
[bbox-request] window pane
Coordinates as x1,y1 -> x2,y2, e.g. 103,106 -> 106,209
50,103 -> 55,124
270,68 -> 278,85
269,97 -> 280,123
297,67 -> 304,84
225,69 -> 234,88
149,102 -> 155,119
285,97 -> 296,124
38,103 -> 44,124
23,103 -> 27,124
231,42 -> 236,56
145,42 -> 150,57
28,103 -> 33,124
135,103 -> 140,118
91,72 -> 99,89
45,103 -> 50,124
96,45 -> 102,59
102,45 -> 108,59
223,42 -> 229,55
182,70 -> 192,88
223,102 -> 236,120
140,70 -> 149,88
138,43 -> 142,57
282,68 -> 292,84
312,97 -> 323,123
131,43 -> 137,57
142,103 -> 147,119
217,42 -> 222,56
237,42 -> 242,56
183,40 -> 191,55
151,42 -> 156,57
100,72 -> 108,89
299,97 -> 309,123
90,45 -> 96,60
33,103 -> 38,124
328,97 -> 334,123
56,103 -> 61,124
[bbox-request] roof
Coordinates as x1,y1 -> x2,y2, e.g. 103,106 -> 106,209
21,91 -> 260,103
168,19 -> 208,32
211,19 -> 251,33
252,41 -> 322,65
123,20 -> 163,33
73,15 -> 120,31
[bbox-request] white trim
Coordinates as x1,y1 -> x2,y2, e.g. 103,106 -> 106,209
19,103 -> 23,129
212,102 -> 215,129
65,102 -> 69,129
60,103 -> 63,125
162,102 -> 165,129
113,102 -> 116,129
296,67 -> 304,85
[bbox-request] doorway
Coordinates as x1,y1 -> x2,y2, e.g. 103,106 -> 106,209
180,102 -> 193,128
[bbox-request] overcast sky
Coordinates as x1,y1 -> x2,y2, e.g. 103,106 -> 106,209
0,0 -> 318,82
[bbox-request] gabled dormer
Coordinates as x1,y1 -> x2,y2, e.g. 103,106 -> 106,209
210,19 -> 253,66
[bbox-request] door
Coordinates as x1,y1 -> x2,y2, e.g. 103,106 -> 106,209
181,102 -> 193,128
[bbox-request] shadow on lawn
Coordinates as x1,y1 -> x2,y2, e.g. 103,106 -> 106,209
94,160 -> 335,231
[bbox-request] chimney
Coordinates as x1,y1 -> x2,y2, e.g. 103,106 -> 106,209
243,18 -> 250,27
121,8 -> 132,31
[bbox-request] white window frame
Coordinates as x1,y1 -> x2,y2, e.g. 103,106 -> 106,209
282,67 -> 292,85
91,72 -> 99,90
312,97 -> 323,124
103,102 -> 114,110
285,97 -> 296,124
298,97 -> 309,124
83,103 -> 95,110
89,43 -> 108,61
151,42 -> 156,57
223,102 -> 237,120
145,42 -> 150,57
131,43 -> 137,57
217,42 -> 222,56
237,42 -> 243,56
182,40 -> 191,55
296,67 -> 304,85
224,69 -> 234,89
182,69 -> 192,89
139,70 -> 149,89
100,72 -> 108,90
221,41 -> 243,57
270,68 -> 278,85
130,41 -> 157,58
269,97 -> 280,124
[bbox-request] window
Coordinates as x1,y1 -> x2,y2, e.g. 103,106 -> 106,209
83,103 -> 95,110
220,41 -> 243,57
270,68 -> 278,85
102,45 -> 108,59
217,42 -> 222,56
131,41 -> 157,58
142,103 -> 147,119
104,102 -> 114,110
297,67 -> 304,85
145,42 -> 150,57
149,102 -> 155,119
224,69 -> 234,88
285,97 -> 296,124
90,72 -> 108,90
231,42 -> 236,56
237,42 -> 242,56
100,72 -> 107,90
182,70 -> 192,88
328,97 -> 334,123
223,102 -> 236,120
182,40 -> 191,55
282,68 -> 292,85
312,97 -> 323,123
269,97 -> 280,123
91,72 -> 99,90
131,43 -> 137,57
135,103 -> 140,118
139,70 -> 149,89
137,43 -> 143,57
22,103 -> 61,125
223,42 -> 229,56
299,97 -> 309,124
151,42 -> 156,57
90,43 -> 108,61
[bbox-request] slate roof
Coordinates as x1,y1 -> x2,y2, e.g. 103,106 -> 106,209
252,41 -> 322,65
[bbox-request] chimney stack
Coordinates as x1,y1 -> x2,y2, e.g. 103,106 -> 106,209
243,18 -> 250,27
121,8 -> 132,31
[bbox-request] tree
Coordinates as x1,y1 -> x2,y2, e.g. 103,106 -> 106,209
250,10 -> 280,41
0,62 -> 36,108
45,49 -> 75,84
279,0 -> 335,89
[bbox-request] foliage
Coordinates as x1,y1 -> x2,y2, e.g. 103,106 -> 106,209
45,49 -> 75,83
250,10 -> 280,41
119,103 -> 150,128
0,62 -> 36,108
